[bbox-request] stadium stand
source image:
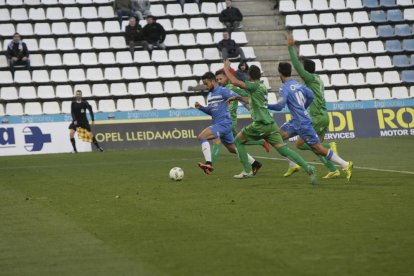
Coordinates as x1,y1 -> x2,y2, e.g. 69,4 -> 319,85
0,0 -> 264,116
283,0 -> 414,102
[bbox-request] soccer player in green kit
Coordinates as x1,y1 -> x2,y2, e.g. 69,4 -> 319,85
285,35 -> 341,179
223,60 -> 317,183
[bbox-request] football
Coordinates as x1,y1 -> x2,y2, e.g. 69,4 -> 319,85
169,167 -> 184,181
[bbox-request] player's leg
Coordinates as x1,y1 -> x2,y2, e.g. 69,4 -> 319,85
197,126 -> 216,174
233,117 -> 269,152
211,138 -> 221,164
68,123 -> 77,153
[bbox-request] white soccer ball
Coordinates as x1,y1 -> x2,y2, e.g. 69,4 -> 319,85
169,167 -> 184,181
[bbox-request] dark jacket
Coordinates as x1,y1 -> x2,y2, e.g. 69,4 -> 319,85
6,41 -> 29,60
125,24 -> 143,44
218,38 -> 238,54
219,7 -> 243,23
142,22 -> 166,43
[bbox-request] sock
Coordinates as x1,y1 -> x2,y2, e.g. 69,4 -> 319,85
235,138 -> 252,173
211,144 -> 221,164
326,150 -> 348,168
70,138 -> 77,152
318,155 -> 337,172
247,154 -> 255,165
245,140 -> 265,146
299,142 -> 331,151
92,137 -> 101,149
287,158 -> 297,168
201,140 -> 212,163
277,145 -> 311,174
321,142 -> 331,149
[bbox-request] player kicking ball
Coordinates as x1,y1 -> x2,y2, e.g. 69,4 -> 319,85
69,90 -> 103,153
223,60 -> 317,183
286,35 -> 340,179
267,63 -> 353,181
195,72 -> 262,175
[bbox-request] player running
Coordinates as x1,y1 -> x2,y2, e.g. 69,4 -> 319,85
196,72 -> 262,175
286,35 -> 340,179
69,90 -> 103,153
268,63 -> 353,181
223,60 -> 317,183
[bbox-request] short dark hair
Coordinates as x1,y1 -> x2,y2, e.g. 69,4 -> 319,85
278,62 -> 292,77
202,72 -> 216,81
215,70 -> 225,76
75,90 -> 82,94
303,59 -> 315,73
248,65 -> 261,80
146,15 -> 156,20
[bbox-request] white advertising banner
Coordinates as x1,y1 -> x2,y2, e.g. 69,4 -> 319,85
0,122 -> 92,156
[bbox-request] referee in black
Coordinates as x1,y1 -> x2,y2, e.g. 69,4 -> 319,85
69,90 -> 103,153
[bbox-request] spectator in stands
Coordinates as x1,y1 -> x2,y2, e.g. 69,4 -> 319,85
131,0 -> 151,20
179,0 -> 201,9
218,31 -> 246,61
125,16 -> 148,55
235,60 -> 249,81
6,33 -> 31,75
113,0 -> 135,27
142,15 -> 166,51
219,0 -> 243,33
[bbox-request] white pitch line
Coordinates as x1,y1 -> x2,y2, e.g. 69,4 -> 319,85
254,156 -> 414,175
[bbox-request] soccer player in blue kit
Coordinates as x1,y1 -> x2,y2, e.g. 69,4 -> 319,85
268,63 -> 354,181
195,72 -> 263,175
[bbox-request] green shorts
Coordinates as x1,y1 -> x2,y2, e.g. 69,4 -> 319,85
312,113 -> 329,136
242,121 -> 283,145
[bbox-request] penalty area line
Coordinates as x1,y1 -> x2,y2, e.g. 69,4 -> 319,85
254,156 -> 414,175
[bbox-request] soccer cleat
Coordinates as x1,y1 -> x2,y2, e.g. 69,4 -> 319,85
263,140 -> 270,153
322,170 -> 341,179
283,164 -> 301,177
308,165 -> 317,185
98,147 -> 104,152
330,142 -> 338,155
251,161 -> 262,176
197,162 -> 214,175
233,171 -> 254,179
343,161 -> 353,182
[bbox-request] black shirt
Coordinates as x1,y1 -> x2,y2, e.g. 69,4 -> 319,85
142,22 -> 166,43
71,100 -> 94,123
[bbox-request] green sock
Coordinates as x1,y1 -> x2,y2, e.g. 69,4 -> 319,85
321,142 -> 331,149
277,145 -> 310,174
298,143 -> 312,150
211,144 -> 221,164
245,140 -> 264,146
318,155 -> 337,172
235,138 -> 252,173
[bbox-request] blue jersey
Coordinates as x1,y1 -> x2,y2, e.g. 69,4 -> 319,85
268,79 -> 314,128
198,84 -> 238,125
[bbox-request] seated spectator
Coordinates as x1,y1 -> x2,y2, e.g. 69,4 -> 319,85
113,0 -> 135,27
218,31 -> 246,61
125,17 -> 148,55
179,0 -> 201,9
142,15 -> 166,51
6,33 -> 31,75
235,61 -> 249,81
131,0 -> 151,21
219,0 -> 243,33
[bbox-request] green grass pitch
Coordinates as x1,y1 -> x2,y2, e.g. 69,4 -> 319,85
1,137 -> 413,276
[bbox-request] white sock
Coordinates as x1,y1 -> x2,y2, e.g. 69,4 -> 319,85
287,158 -> 297,167
201,141 -> 212,162
247,153 -> 255,165
326,150 -> 347,168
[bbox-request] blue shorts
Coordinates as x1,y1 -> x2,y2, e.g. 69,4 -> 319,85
209,122 -> 234,145
281,120 -> 320,145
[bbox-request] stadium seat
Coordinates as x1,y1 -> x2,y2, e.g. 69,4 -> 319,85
14,71 -> 31,84
45,53 -> 63,66
360,26 -> 377,38
64,7 -> 81,19
157,19 -> 173,31
323,58 -> 340,70
110,83 -> 128,96
1,87 -> 18,100
51,22 -> 69,35
134,51 -> 151,63
336,12 -> 353,25
150,5 -> 166,17
316,44 -> 333,55
404,8 -> 414,20
19,87 -> 37,99
123,67 -> 139,79
0,9 -> 10,21
24,38 -> 39,51
386,40 -> 402,52
210,63 -> 223,73
368,41 -> 386,53
309,29 -> 325,40
193,64 -> 209,77
280,0 -> 295,12
347,0 -> 363,8
402,70 -> 414,82
158,65 -> 175,78
378,25 -> 394,37
380,0 -> 396,6
92,84 -> 109,96
326,28 -> 343,40
140,66 -> 157,79
164,34 -> 179,47
356,88 -> 374,100
173,18 -> 190,31
87,21 -> 104,34
397,0 -> 413,5
319,13 -> 336,25
25,102 -> 42,115
34,23 -> 51,35
343,27 -> 359,39
395,24 -> 410,36
76,37 -> 93,50
232,32 -> 248,44
331,74 -> 348,86
164,81 -> 181,94
153,97 -> 170,110
110,36 -> 126,49
11,8 -> 28,20
384,71 -> 401,83
29,8 -> 45,20
387,9 -> 403,21
190,18 -> 207,30
366,72 -> 383,84
152,50 -> 169,62
296,0 -> 313,11
196,33 -> 213,45
204,48 -> 221,60
376,56 -> 393,68
63,53 -> 80,66
117,99 -> 134,111
57,38 -> 75,50
0,71 -> 13,84
175,65 -> 192,77
182,80 -> 198,91
43,102 -> 61,114
189,95 -> 206,107
391,87 -> 409,98
292,29 -> 308,41
207,17 -> 224,29
374,87 -> 392,99
82,7 -> 98,19
403,39 -> 414,51
99,100 -> 116,112
17,23 -> 34,35
353,11 -> 370,23
171,97 -> 188,109
184,3 -> 200,15
370,10 -> 387,22
302,14 -> 319,26
0,55 -> 6,67
349,73 -> 365,85
46,7 -> 63,20
70,22 -> 87,35
51,69 -> 68,82
341,57 -> 358,70
128,82 -> 146,95
393,55 -> 410,67
166,4 -> 183,16
179,34 -> 196,46
99,52 -> 116,64
323,90 -> 338,102
135,98 -> 152,111
299,44 -> 316,56
92,37 -> 110,49
169,49 -> 186,62
285,15 -> 301,27
87,68 -> 104,81
56,85 -> 73,98
116,51 -> 132,64
363,0 -> 379,7
201,2 -> 217,14
331,0 -> 347,9
6,103 -> 24,116
338,89 -> 356,101
81,52 -> 98,65
98,6 -> 113,18
68,69 -> 86,82
334,42 -> 350,54
32,70 -> 50,83
37,85 -> 55,99
74,84 -> 91,96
